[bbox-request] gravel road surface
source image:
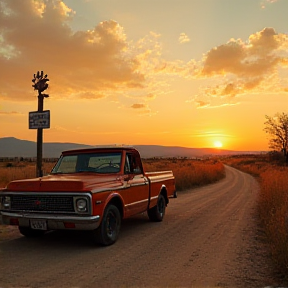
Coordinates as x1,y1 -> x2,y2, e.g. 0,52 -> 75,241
0,166 -> 282,288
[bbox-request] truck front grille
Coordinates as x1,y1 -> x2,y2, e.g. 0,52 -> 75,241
11,195 -> 75,213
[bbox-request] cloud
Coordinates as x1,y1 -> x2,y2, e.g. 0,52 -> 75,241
0,0 -> 180,116
131,103 -> 146,109
200,28 -> 284,77
78,92 -> 106,100
0,110 -> 23,115
178,33 -> 190,44
192,27 -> 288,108
0,0 -> 145,101
1,1 -> 287,113
51,125 -> 122,136
130,103 -> 156,116
188,84 -> 241,109
191,131 -> 233,138
261,0 -> 279,9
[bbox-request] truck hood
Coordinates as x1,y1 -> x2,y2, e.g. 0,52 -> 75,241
6,174 -> 124,193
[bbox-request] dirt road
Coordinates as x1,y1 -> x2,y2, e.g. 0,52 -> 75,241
0,166 -> 280,287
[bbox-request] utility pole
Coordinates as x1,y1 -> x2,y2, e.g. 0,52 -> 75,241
31,71 -> 49,177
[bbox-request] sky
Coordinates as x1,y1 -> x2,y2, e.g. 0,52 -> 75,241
0,0 -> 288,151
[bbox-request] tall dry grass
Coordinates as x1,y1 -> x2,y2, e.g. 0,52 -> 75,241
224,155 -> 288,276
143,158 -> 225,191
0,161 -> 55,187
259,168 -> 288,275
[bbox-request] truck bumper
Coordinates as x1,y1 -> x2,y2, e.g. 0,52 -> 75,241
0,211 -> 101,230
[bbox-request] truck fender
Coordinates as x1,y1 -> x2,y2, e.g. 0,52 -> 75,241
103,192 -> 124,219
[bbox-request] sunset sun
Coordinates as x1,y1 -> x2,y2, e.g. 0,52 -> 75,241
214,141 -> 223,148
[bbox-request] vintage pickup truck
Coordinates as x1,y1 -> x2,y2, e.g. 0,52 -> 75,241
0,147 -> 176,245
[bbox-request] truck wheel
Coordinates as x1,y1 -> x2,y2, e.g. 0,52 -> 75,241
19,226 -> 45,237
148,194 -> 166,222
92,204 -> 121,246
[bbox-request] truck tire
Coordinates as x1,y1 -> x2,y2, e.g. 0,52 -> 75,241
92,204 -> 121,246
148,194 -> 166,222
19,226 -> 45,237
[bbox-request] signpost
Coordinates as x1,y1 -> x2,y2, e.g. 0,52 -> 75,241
29,111 -> 50,129
29,71 -> 50,177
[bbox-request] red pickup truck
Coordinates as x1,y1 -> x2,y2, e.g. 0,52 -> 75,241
0,147 -> 176,245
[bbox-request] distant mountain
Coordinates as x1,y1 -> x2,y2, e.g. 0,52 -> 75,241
0,137 -> 92,158
0,137 -> 263,158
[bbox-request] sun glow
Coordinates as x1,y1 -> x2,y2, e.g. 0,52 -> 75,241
214,141 -> 223,148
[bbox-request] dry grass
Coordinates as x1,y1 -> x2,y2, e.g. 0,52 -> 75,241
0,161 -> 55,187
224,154 -> 288,276
259,168 -> 288,275
143,158 -> 225,191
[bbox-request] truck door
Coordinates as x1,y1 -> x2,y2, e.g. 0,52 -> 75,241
123,152 -> 150,216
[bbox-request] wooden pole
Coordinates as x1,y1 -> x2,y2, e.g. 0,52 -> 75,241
36,92 -> 44,177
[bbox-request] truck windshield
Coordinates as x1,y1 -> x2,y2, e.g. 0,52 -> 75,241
51,152 -> 122,174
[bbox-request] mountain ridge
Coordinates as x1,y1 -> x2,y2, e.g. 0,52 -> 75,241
0,137 -> 264,158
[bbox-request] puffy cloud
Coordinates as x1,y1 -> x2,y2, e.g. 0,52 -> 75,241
0,0 -> 145,101
178,33 -> 190,44
0,0 -> 182,118
1,1 -> 287,114
200,28 -> 284,78
193,27 -> 288,108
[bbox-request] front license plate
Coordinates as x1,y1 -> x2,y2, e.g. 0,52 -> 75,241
30,219 -> 47,230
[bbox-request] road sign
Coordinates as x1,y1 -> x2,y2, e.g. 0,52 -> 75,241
29,110 -> 50,129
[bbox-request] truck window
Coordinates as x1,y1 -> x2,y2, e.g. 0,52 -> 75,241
52,155 -> 77,173
125,153 -> 142,174
52,152 -> 121,174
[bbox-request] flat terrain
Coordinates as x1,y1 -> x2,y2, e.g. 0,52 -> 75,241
0,166 -> 280,287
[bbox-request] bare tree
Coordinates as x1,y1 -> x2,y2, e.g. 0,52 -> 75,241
264,112 -> 288,163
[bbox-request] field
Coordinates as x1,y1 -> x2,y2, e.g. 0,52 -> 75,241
143,158 -> 225,191
224,154 -> 288,276
0,160 -> 56,188
0,158 -> 225,190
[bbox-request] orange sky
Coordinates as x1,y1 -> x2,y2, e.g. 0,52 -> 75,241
0,0 -> 288,151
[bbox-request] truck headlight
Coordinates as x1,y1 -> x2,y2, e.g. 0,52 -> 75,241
75,198 -> 88,213
1,196 -> 11,210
